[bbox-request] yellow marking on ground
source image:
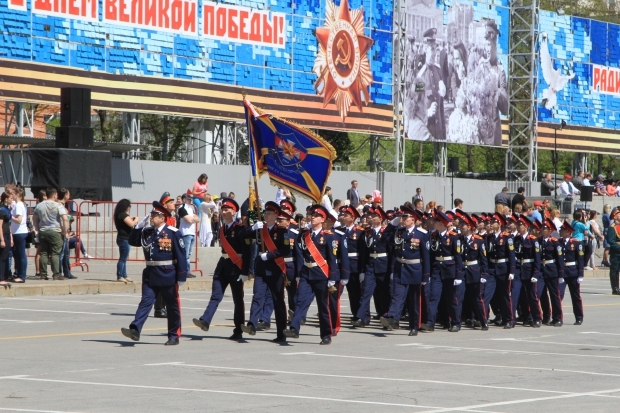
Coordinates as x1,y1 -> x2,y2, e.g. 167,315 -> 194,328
0,325 -> 234,340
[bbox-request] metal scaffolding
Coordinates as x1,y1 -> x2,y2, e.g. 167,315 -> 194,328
208,121 -> 248,165
122,112 -> 140,159
506,0 -> 539,195
392,0 -> 407,173
4,102 -> 34,138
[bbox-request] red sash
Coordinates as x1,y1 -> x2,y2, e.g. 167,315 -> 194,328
304,231 -> 329,278
261,226 -> 287,274
220,226 -> 243,270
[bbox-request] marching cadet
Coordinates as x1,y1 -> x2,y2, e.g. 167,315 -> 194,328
540,218 -> 565,327
507,215 -> 522,329
352,207 -> 394,327
421,211 -> 464,332
280,199 -> 299,320
338,205 -> 366,320
326,212 -> 350,336
380,207 -> 430,336
284,205 -> 339,345
240,202 -> 290,341
456,210 -> 489,330
193,198 -> 251,340
558,220 -> 584,325
153,192 -> 178,318
485,213 -> 516,328
121,201 -> 188,345
605,208 -> 620,295
516,216 -> 543,328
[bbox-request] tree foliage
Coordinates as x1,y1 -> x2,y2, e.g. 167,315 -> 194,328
318,129 -> 353,165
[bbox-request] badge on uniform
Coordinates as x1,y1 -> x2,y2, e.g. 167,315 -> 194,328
319,236 -> 325,245
579,243 -> 584,256
273,233 -> 277,240
535,241 -> 540,252
332,240 -> 338,255
343,238 -> 348,248
446,238 -> 451,246
456,239 -> 461,254
284,239 -> 290,245
473,243 -> 478,250
557,245 -> 562,256
158,233 -> 172,252
499,238 -> 504,245
570,243 -> 574,251
353,233 -> 357,240
179,238 -> 185,249
507,238 -> 514,250
426,241 -> 430,250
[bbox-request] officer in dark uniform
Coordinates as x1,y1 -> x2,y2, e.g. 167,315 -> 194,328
558,220 -> 584,325
240,201 -> 290,341
352,206 -> 395,327
338,205 -> 366,320
327,212 -> 350,336
605,209 -> 620,295
284,205 -> 339,345
456,210 -> 489,330
193,198 -> 251,340
540,218 -> 565,327
381,207 -> 430,335
485,213 -> 516,328
153,192 -> 177,318
280,199 -> 299,320
516,216 -> 543,327
421,211 -> 464,332
508,215 -> 523,329
121,201 -> 188,345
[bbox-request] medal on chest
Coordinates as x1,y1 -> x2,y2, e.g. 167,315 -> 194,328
353,232 -> 357,240
319,236 -> 324,245
332,240 -> 338,256
446,238 -> 450,246
158,232 -> 172,252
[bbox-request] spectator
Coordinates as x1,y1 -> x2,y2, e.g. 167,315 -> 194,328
514,203 -> 523,214
503,206 -> 511,216
559,174 -> 580,197
494,187 -> 511,207
113,199 -> 139,283
333,199 -> 343,211
587,210 -> 604,270
426,201 -> 436,213
413,198 -> 424,212
275,186 -> 292,204
33,188 -> 68,281
199,194 -> 218,247
57,188 -> 76,280
529,203 -> 543,222
228,192 -> 236,199
178,194 -> 200,274
603,204 -> 612,267
412,187 -> 423,204
10,187 -> 28,283
33,190 -> 46,278
452,198 -> 463,212
616,181 -> 620,195
210,211 -> 221,247
436,205 -> 445,213
347,180 -> 361,208
594,174 -> 607,196
571,210 -> 589,243
363,195 -> 373,207
192,173 -> 208,217
372,197 -> 382,208
321,186 -> 336,215
540,173 -> 557,196
0,192 -> 12,286
583,173 -> 592,186
176,195 -> 182,204
550,209 -> 562,238
572,170 -> 585,190
607,180 -> 618,197
511,187 -> 528,211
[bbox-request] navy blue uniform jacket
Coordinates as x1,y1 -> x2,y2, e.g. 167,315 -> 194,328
393,226 -> 431,285
215,222 -> 251,278
294,229 -> 339,281
461,234 -> 488,284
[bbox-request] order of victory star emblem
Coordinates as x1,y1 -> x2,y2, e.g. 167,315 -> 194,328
313,0 -> 374,122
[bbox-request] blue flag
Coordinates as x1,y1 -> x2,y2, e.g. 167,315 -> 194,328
243,100 -> 337,203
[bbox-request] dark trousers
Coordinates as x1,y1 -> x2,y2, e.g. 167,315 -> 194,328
406,284 -> 423,331
345,272 -> 362,317
130,282 -> 181,340
424,272 -> 442,326
356,268 -> 389,323
495,277 -> 514,324
482,276 -> 496,320
249,274 -> 287,336
12,233 -> 28,281
610,255 -> 620,292
328,283 -> 343,335
154,293 -> 166,313
286,278 -> 297,313
444,279 -> 465,327
0,234 -> 11,281
262,277 -> 298,323
386,279 -> 409,321
261,288 -> 274,325
465,282 -> 487,324
559,277 -> 584,322
544,278 -> 563,323
201,274 -> 245,335
522,279 -> 542,322
539,280 -> 550,321
510,277 -> 523,325
291,278 -> 331,339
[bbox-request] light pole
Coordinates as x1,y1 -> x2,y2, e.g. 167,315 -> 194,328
554,119 -> 567,201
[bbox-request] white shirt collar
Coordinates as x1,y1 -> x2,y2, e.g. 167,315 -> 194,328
156,223 -> 166,233
347,225 -> 355,232
441,230 -> 447,237
313,228 -> 322,236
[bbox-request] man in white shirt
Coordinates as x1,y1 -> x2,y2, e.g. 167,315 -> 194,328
178,194 -> 200,274
559,174 -> 580,197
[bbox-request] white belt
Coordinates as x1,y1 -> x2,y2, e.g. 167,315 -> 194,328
370,253 -> 387,258
436,256 -> 454,262
304,262 -> 318,268
348,252 -> 358,257
564,261 -> 576,267
521,259 -> 534,264
543,259 -> 555,265
397,257 -> 420,265
283,257 -> 294,263
146,260 -> 176,266
464,260 -> 478,266
491,258 -> 507,264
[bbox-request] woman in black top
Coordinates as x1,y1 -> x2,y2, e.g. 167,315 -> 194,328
113,199 -> 138,283
0,192 -> 13,286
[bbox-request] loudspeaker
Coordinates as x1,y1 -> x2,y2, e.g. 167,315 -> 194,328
580,186 -> 593,202
448,157 -> 459,173
55,127 -> 94,149
28,149 -> 112,200
60,87 -> 91,127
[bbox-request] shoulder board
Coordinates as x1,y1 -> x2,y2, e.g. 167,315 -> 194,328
334,229 -> 345,236
356,226 -> 365,231
570,238 -> 579,242
502,231 -> 510,236
448,230 -> 457,236
473,234 -> 482,240
323,230 -> 333,235
416,227 -> 428,234
379,226 -> 386,232
528,235 -> 537,239
550,237 -> 558,241
290,228 -> 299,234
289,222 -> 298,227
166,226 -> 178,232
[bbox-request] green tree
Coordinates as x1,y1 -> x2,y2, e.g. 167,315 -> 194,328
140,115 -> 194,161
318,129 -> 353,165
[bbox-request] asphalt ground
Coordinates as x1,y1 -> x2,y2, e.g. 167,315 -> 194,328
1,277 -> 620,412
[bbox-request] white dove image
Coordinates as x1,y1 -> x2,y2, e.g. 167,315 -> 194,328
540,33 -> 574,109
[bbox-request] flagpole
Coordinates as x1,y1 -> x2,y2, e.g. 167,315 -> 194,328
244,96 -> 265,254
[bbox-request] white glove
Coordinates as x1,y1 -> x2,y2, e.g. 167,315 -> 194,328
359,273 -> 365,283
391,216 -> 401,226
454,279 -> 463,286
340,279 -> 349,286
237,275 -> 248,283
421,281 -> 427,285
531,277 -> 538,283
177,281 -> 186,288
390,273 -> 394,280
260,253 -> 268,261
559,277 -> 565,284
439,80 -> 446,97
577,277 -> 583,284
327,280 -> 336,288
481,277 -> 487,284
295,277 -> 300,284
508,274 -> 514,280
136,214 -> 150,229
252,222 -> 264,230
427,102 -> 437,118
